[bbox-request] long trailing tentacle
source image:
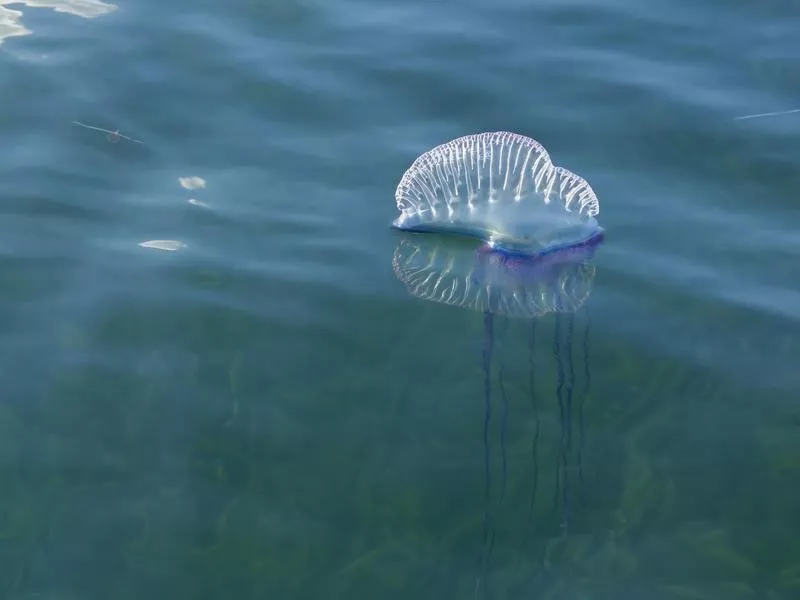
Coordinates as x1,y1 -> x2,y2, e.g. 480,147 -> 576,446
563,312 -> 576,535
476,310 -> 494,598
498,315 -> 509,507
552,314 -> 566,532
578,313 -> 591,500
480,314 -> 510,596
528,321 -> 540,518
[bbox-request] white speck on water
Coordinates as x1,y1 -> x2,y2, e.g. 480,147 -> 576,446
179,176 -> 206,190
138,240 -> 185,251
188,198 -> 209,208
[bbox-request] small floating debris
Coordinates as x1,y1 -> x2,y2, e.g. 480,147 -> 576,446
138,240 -> 185,252
188,198 -> 209,208
73,120 -> 144,144
734,108 -> 800,121
179,176 -> 206,190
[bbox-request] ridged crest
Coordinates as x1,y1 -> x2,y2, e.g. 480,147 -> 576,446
393,132 -> 601,255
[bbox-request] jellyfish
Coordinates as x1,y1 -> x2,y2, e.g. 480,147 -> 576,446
391,131 -> 604,596
392,233 -> 601,597
392,131 -> 602,258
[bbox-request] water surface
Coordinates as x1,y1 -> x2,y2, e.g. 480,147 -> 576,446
0,1 -> 798,598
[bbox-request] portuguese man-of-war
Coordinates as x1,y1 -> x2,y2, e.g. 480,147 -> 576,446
391,132 -> 604,597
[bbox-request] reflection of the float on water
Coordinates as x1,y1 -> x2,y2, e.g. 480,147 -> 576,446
392,232 -> 603,596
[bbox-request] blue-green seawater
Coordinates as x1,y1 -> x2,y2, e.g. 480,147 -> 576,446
1,1 -> 798,598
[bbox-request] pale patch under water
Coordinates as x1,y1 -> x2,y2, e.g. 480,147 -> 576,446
0,0 -> 117,45
179,176 -> 206,190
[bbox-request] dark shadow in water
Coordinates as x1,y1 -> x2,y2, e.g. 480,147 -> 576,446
393,233 -> 602,597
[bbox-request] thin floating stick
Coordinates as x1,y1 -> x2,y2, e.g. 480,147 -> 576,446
734,108 -> 800,121
73,120 -> 145,144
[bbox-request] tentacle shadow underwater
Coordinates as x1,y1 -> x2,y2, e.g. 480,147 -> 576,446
392,231 -> 600,596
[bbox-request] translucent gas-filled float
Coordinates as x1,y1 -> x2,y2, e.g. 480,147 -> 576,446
392,131 -> 603,257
